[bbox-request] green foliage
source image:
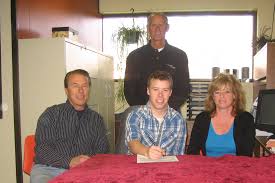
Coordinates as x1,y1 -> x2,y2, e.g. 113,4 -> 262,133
115,79 -> 126,103
112,23 -> 146,110
113,25 -> 146,57
255,26 -> 272,52
114,79 -> 128,112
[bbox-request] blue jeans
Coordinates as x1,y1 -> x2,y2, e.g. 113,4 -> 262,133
30,164 -> 66,183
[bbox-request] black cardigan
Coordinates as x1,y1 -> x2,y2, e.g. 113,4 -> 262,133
187,111 -> 255,157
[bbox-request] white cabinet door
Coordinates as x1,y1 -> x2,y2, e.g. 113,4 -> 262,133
65,41 -> 99,78
19,38 -> 115,157
97,54 -> 114,151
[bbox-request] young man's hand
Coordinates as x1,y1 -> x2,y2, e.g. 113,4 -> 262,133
146,146 -> 166,159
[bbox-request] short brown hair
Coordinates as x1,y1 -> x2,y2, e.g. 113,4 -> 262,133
147,70 -> 173,89
205,73 -> 246,116
64,69 -> 91,88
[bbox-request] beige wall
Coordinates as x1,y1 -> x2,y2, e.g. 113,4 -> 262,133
0,0 -> 17,182
99,0 -> 275,39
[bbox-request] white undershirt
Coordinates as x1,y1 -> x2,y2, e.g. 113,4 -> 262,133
158,47 -> 164,52
156,117 -> 164,124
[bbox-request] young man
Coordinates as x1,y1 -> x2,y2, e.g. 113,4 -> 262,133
30,69 -> 109,183
124,12 -> 190,112
125,70 -> 187,159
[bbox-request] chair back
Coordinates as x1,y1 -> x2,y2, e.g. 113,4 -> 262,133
23,135 -> 35,175
115,106 -> 139,154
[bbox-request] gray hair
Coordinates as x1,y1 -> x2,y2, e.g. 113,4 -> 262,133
147,12 -> 168,26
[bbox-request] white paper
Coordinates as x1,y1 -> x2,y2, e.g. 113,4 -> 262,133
256,129 -> 273,136
137,154 -> 178,163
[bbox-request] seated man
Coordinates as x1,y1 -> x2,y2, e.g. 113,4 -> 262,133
125,70 -> 187,159
30,69 -> 109,183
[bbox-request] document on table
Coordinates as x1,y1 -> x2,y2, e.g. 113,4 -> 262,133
137,154 -> 178,163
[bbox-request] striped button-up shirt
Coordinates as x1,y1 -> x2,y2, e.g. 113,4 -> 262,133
34,101 -> 109,169
125,103 -> 187,155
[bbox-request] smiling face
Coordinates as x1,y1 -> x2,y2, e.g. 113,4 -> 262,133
213,84 -> 234,111
147,79 -> 172,112
147,14 -> 169,44
65,73 -> 90,111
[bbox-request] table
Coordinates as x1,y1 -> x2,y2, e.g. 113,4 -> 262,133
50,154 -> 275,183
254,136 -> 274,157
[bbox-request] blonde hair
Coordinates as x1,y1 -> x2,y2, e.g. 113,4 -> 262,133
205,73 -> 246,116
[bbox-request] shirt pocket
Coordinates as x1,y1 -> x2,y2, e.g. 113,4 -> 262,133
160,127 -> 178,149
140,127 -> 156,146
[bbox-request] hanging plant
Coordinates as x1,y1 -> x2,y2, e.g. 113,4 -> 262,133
254,26 -> 272,53
116,25 -> 145,44
112,8 -> 147,112
112,8 -> 147,57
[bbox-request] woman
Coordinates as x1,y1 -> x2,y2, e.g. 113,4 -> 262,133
187,73 -> 255,157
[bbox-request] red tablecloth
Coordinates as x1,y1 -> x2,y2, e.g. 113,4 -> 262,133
50,154 -> 275,183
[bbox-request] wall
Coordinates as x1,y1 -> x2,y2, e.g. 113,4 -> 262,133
0,0 -> 17,182
7,0 -> 273,182
99,0 -> 275,39
17,0 -> 102,50
16,0 -> 103,182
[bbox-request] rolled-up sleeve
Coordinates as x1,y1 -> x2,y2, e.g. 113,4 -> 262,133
125,112 -> 141,143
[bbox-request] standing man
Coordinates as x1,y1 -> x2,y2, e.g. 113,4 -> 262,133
125,71 -> 187,159
124,12 -> 190,112
30,69 -> 109,183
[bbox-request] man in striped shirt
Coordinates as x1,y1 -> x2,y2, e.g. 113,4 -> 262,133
125,70 -> 187,159
30,69 -> 109,183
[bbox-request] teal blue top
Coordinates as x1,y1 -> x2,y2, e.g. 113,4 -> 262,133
206,121 -> 236,157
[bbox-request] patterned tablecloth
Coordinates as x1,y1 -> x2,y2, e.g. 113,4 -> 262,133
50,154 -> 275,183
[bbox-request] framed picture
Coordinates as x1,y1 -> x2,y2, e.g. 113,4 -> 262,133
0,22 -> 2,119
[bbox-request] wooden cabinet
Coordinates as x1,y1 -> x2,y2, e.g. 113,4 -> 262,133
19,38 -> 115,154
254,42 -> 275,91
253,81 -> 266,100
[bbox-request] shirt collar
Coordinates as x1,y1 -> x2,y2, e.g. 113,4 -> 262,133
65,100 -> 88,112
148,40 -> 169,52
145,102 -> 173,120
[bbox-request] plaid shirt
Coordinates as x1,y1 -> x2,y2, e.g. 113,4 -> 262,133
125,103 -> 187,155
